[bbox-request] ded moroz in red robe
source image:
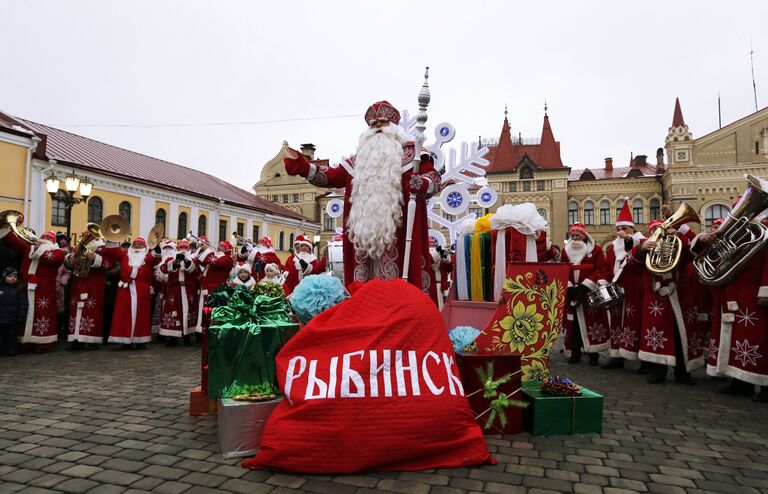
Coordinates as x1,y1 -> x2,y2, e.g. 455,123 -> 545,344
239,245 -> 282,282
561,234 -> 610,356
108,249 -> 161,344
194,249 -> 234,333
159,256 -> 197,338
0,229 -> 65,345
630,233 -> 706,371
697,233 -> 768,386
283,252 -> 319,296
65,243 -> 115,344
605,233 -> 645,359
293,148 -> 441,303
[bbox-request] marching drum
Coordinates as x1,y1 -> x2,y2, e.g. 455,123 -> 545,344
587,283 -> 624,309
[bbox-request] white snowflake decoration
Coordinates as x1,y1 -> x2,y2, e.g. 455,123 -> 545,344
648,301 -> 664,317
43,250 -> 57,260
732,339 -> 762,367
688,333 -> 704,356
79,316 -> 95,335
624,303 -> 636,317
588,323 -> 607,342
708,338 -> 719,360
162,312 -> 177,329
736,308 -> 758,328
685,308 -> 698,324
84,297 -> 97,309
644,326 -> 667,351
36,297 -> 50,309
620,326 -> 638,348
33,318 -> 50,335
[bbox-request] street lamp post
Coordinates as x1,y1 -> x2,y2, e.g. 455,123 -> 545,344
45,168 -> 93,240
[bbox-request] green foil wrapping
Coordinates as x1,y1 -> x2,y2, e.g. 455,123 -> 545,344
208,292 -> 298,399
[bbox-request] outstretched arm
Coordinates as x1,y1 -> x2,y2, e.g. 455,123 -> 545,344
284,149 -> 348,188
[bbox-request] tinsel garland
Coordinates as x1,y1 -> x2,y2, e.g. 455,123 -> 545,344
541,376 -> 582,396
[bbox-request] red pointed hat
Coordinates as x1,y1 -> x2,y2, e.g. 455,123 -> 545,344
132,237 -> 147,247
259,236 -> 273,249
177,239 -> 190,249
364,100 -> 401,126
40,231 -> 57,242
218,240 -> 232,250
616,198 -> 634,228
569,223 -> 587,234
294,235 -> 313,249
648,220 -> 664,234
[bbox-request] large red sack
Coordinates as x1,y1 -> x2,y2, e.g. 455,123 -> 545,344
242,278 -> 492,473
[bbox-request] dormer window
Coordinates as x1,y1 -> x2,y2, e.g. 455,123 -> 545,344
519,167 -> 533,179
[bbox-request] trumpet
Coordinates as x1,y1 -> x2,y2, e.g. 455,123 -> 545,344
645,202 -> 700,274
0,210 -> 39,244
187,231 -> 209,249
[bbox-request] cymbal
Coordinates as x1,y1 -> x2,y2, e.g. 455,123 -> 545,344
100,215 -> 131,242
147,223 -> 165,249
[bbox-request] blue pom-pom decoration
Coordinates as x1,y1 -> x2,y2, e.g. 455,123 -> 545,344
290,275 -> 347,323
448,325 -> 481,352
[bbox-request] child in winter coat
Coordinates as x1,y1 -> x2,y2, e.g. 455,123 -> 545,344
0,267 -> 28,356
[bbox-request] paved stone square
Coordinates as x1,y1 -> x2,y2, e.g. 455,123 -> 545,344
1,342 -> 767,494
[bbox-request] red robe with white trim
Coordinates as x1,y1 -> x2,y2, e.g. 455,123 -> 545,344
159,256 -> 197,338
284,252 -> 319,296
194,250 -> 234,332
66,246 -> 115,344
238,247 -> 282,282
108,249 -> 161,344
706,245 -> 768,385
0,229 -> 65,345
303,154 -> 441,303
561,238 -> 610,355
630,236 -> 705,370
605,233 -> 645,359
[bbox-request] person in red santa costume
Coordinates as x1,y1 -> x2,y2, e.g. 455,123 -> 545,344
283,100 -> 442,303
238,236 -> 282,282
561,222 -> 610,365
602,200 -> 646,369
108,237 -> 161,349
64,233 -> 116,350
159,239 -> 197,346
0,228 -> 65,352
151,241 -> 176,335
630,219 -> 702,384
194,239 -> 235,333
694,208 -> 768,401
284,235 -> 319,296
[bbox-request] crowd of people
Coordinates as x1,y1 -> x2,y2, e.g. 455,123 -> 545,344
560,200 -> 768,402
0,224 -> 326,355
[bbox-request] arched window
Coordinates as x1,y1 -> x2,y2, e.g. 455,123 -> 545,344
155,208 -> 166,231
177,212 -> 188,240
289,233 -> 295,247
537,208 -> 547,221
279,231 -> 285,251
705,204 -> 730,231
615,198 -> 625,221
568,201 -> 579,225
87,197 -> 103,223
600,200 -> 611,224
649,199 -> 661,221
118,201 -> 131,223
51,190 -> 68,226
197,215 -> 207,237
632,199 -> 644,224
583,201 -> 595,225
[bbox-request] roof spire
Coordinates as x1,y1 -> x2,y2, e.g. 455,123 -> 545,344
544,99 -> 548,116
672,97 -> 685,127
504,103 -> 508,119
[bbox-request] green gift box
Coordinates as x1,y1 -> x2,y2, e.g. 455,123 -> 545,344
522,383 -> 603,436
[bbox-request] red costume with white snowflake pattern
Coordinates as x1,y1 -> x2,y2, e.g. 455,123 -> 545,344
0,229 -> 65,345
108,246 -> 162,344
194,246 -> 234,333
703,238 -> 768,386
238,237 -> 282,282
159,254 -> 197,338
605,233 -> 645,359
630,233 -> 706,371
283,101 -> 441,303
561,228 -> 611,356
65,243 -> 115,344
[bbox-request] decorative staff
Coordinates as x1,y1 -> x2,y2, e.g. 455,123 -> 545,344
402,67 -> 430,281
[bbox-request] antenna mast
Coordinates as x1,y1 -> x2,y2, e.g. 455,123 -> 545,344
750,36 -> 759,111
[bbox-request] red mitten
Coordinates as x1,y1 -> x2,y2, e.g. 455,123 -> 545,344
284,150 -> 311,177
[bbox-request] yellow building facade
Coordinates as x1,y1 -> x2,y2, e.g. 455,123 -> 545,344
0,113 -> 318,262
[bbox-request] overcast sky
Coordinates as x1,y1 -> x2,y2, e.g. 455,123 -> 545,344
2,1 -> 767,191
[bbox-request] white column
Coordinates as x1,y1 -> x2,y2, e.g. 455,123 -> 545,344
190,205 -> 199,237
210,209 -> 219,244
30,168 -> 45,234
169,202 -> 179,240
245,218 -> 253,241
139,195 -> 155,238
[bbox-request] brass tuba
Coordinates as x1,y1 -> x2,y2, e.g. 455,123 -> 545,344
694,175 -> 768,286
645,202 -> 700,274
0,210 -> 39,244
72,223 -> 105,278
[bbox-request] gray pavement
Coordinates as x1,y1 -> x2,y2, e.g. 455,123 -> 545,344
1,341 -> 768,494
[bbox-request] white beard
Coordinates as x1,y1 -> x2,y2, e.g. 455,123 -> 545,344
128,247 -> 148,268
564,237 -> 593,265
254,245 -> 274,254
347,123 -> 408,259
161,249 -> 176,261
